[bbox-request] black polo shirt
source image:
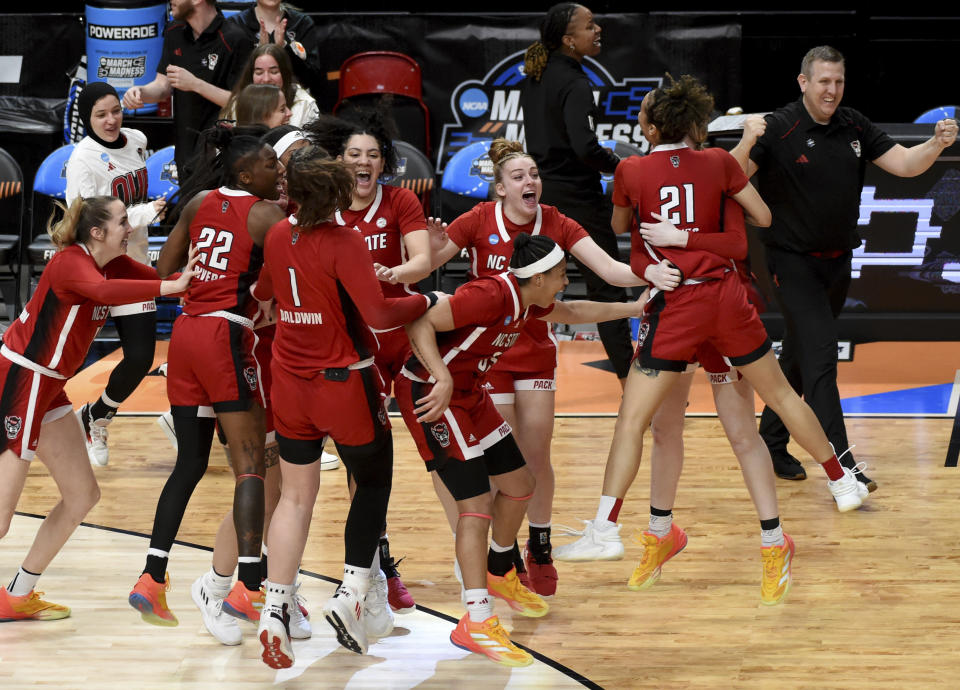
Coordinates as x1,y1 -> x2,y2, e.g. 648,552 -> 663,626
520,53 -> 620,197
750,99 -> 896,253
158,12 -> 253,175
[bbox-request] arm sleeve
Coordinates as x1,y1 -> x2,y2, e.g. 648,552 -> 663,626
684,197 -> 748,260
57,257 -> 161,304
337,232 -> 428,328
445,205 -> 482,249
562,83 -> 620,173
394,188 -> 428,235
127,201 -> 159,230
157,23 -> 175,73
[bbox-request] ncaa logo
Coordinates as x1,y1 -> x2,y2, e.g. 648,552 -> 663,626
458,88 -> 489,119
488,233 -> 500,245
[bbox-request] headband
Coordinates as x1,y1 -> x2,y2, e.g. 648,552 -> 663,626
273,130 -> 308,159
509,244 -> 565,279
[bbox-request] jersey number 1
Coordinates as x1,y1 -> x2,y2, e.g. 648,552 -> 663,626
659,184 -> 695,225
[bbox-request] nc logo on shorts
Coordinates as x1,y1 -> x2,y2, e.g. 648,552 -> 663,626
430,422 -> 451,448
4,415 -> 22,440
242,367 -> 258,391
637,320 -> 650,348
378,406 -> 387,426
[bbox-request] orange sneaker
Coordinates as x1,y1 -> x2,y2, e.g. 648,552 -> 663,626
129,572 -> 178,626
486,567 -> 548,618
222,581 -> 265,622
628,524 -> 688,591
760,533 -> 795,606
450,613 -> 533,667
0,588 -> 70,621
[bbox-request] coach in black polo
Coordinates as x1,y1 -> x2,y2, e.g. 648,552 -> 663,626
122,0 -> 252,179
731,45 -> 957,488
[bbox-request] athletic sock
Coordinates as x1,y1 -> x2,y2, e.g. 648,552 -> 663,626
7,566 -> 41,597
342,564 -> 371,597
209,567 -> 233,593
145,549 -> 169,584
238,557 -> 262,591
487,540 -> 514,577
760,517 -> 785,548
596,495 -> 623,524
648,507 -> 673,538
264,580 -> 293,617
528,523 -> 552,561
821,453 -> 845,481
259,543 -> 269,582
510,540 -> 526,574
89,392 -> 120,423
465,588 -> 493,623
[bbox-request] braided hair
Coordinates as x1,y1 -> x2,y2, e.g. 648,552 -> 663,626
523,3 -> 580,81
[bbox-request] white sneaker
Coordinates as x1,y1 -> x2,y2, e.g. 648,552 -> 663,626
77,404 -> 110,467
258,604 -> 294,669
827,467 -> 865,512
552,519 -> 625,561
322,585 -> 368,654
191,574 -> 241,646
320,451 -> 340,471
288,582 -> 312,640
157,411 -> 177,452
363,570 -> 394,638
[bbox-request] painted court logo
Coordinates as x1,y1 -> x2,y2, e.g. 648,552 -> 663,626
438,51 -> 661,172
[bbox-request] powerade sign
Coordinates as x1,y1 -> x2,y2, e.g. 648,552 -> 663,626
88,23 -> 158,40
438,51 -> 661,172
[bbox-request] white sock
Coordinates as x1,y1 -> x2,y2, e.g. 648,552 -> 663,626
761,525 -> 785,548
264,580 -> 293,616
342,565 -> 371,597
464,588 -> 493,623
594,496 -> 620,529
261,543 -> 269,557
489,539 -> 512,553
8,566 -> 40,597
648,513 -> 673,539
208,567 -> 233,592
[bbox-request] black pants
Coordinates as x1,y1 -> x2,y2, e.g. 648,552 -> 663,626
540,183 -> 634,379
759,247 -> 853,459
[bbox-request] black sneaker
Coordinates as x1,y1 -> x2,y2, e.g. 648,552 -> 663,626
771,451 -> 806,480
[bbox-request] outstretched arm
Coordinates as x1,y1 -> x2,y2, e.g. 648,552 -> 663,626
543,294 -> 645,325
404,299 -> 456,422
873,119 -> 958,177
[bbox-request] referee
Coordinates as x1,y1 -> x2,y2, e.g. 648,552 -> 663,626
731,45 -> 958,488
520,3 -> 634,383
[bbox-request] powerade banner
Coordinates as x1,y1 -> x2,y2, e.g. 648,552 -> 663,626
437,50 -> 661,172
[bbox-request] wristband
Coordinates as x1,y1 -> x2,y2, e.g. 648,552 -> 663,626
425,292 -> 439,309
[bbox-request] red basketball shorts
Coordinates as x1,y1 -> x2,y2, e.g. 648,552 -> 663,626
0,357 -> 72,461
372,327 -> 411,396
166,314 -> 264,414
254,323 -> 276,438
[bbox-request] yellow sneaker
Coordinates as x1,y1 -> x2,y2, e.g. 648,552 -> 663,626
129,572 -> 178,626
0,588 -> 71,621
628,524 -> 688,591
760,533 -> 795,606
486,567 -> 548,618
450,613 -> 533,667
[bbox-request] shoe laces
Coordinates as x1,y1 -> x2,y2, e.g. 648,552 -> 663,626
90,424 -> 108,444
635,530 -> 667,566
382,555 -> 404,579
553,520 -> 589,538
835,443 -> 856,464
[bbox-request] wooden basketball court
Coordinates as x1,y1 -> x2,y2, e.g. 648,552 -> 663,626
3,340 -> 959,688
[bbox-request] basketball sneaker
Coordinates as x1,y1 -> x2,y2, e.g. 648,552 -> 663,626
129,572 -> 178,626
760,533 -> 795,606
364,570 -> 394,638
523,541 -> 558,597
157,410 -> 177,452
450,613 -> 533,667
76,403 -> 110,467
486,567 -> 549,618
258,603 -> 294,669
0,588 -> 71,621
382,555 -> 416,613
323,585 -> 368,654
628,524 -> 688,591
191,573 -> 241,645
552,519 -> 624,561
827,467 -> 866,512
222,581 -> 265,622
320,450 -> 340,470
288,582 -> 311,639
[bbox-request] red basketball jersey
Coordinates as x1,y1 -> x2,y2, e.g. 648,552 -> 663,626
613,145 -> 748,281
334,184 -> 426,299
3,245 -> 160,378
446,201 -> 587,372
402,272 -> 554,391
183,187 -> 265,318
254,217 -> 430,378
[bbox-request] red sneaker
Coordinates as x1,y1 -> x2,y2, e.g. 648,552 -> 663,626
129,572 -> 178,626
382,556 -> 416,613
523,541 -> 558,597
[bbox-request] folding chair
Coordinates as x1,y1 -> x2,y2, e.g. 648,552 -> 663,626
0,147 -> 24,318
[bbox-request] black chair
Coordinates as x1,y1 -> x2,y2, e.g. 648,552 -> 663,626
383,139 -> 436,216
0,147 -> 24,320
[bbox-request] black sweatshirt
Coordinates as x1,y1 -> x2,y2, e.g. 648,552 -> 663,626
520,52 -> 620,195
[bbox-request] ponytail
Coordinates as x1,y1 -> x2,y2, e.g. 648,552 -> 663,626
509,232 -> 564,284
525,3 -> 580,82
48,195 -> 116,250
